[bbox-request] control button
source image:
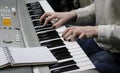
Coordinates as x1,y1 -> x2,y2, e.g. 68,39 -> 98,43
14,28 -> 20,30
15,38 -> 21,42
2,17 -> 11,26
15,34 -> 21,42
15,34 -> 19,38
8,27 -> 12,29
3,40 -> 13,44
11,7 -> 16,16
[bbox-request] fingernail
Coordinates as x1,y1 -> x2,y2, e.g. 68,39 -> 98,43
68,39 -> 71,41
53,26 -> 56,29
64,38 -> 66,41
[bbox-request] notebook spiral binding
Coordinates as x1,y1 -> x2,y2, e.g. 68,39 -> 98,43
2,47 -> 15,64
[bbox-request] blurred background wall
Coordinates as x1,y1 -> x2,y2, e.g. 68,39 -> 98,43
47,0 -> 94,12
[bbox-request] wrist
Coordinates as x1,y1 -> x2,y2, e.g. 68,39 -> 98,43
68,10 -> 77,19
94,26 -> 98,37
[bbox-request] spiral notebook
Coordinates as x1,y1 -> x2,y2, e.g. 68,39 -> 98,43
0,47 -> 57,68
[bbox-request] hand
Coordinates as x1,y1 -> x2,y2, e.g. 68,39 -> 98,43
62,26 -> 98,41
40,11 -> 77,28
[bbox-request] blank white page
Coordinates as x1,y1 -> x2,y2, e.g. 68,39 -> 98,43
8,47 -> 57,65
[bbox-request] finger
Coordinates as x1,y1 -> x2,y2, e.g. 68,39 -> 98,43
63,30 -> 73,41
62,28 -> 70,37
40,12 -> 51,22
62,27 -> 75,36
53,19 -> 65,28
70,31 -> 78,41
44,15 -> 56,26
79,32 -> 86,39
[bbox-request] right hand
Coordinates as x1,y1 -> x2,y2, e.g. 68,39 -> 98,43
40,11 -> 77,28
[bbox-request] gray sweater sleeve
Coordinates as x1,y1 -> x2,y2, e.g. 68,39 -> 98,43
97,25 -> 120,50
74,3 -> 95,26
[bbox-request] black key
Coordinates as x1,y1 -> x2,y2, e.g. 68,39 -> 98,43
26,2 -> 40,7
35,24 -> 53,32
32,18 -> 48,27
54,51 -> 71,57
50,47 -> 69,56
31,15 -> 42,20
32,21 -> 43,26
38,30 -> 59,37
37,31 -> 58,36
38,35 -> 60,42
41,39 -> 65,48
37,30 -> 60,38
51,65 -> 79,73
36,23 -> 52,29
51,69 -> 60,73
38,37 -> 54,41
36,27 -> 54,32
37,30 -> 60,39
37,32 -> 57,38
29,9 -> 44,15
55,53 -> 72,60
49,60 -> 76,69
28,5 -> 42,10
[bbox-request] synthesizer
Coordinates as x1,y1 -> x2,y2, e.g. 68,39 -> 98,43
0,0 -> 98,73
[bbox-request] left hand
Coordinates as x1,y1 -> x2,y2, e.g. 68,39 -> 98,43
62,26 -> 98,41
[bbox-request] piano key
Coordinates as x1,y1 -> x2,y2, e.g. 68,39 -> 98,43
31,15 -> 42,20
69,48 -> 86,55
51,65 -> 79,73
32,20 -> 43,26
33,21 -> 52,28
37,30 -> 59,37
53,50 -> 71,58
50,47 -> 69,55
74,57 -> 90,64
57,56 -> 87,64
79,64 -> 95,71
77,61 -> 94,68
29,9 -> 44,15
37,31 -> 60,41
36,23 -> 52,28
56,26 -> 66,33
37,33 -> 58,39
26,1 -> 40,7
51,50 -> 69,56
72,53 -> 87,59
70,51 -> 85,57
41,39 -> 65,48
37,29 -> 56,35
49,60 -> 76,69
50,48 -> 71,59
38,36 -> 60,42
36,27 -> 54,32
28,5 -> 42,10
35,24 -> 53,32
64,41 -> 80,47
55,53 -> 72,60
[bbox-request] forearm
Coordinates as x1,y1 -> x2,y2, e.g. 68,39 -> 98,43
74,3 -> 95,25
